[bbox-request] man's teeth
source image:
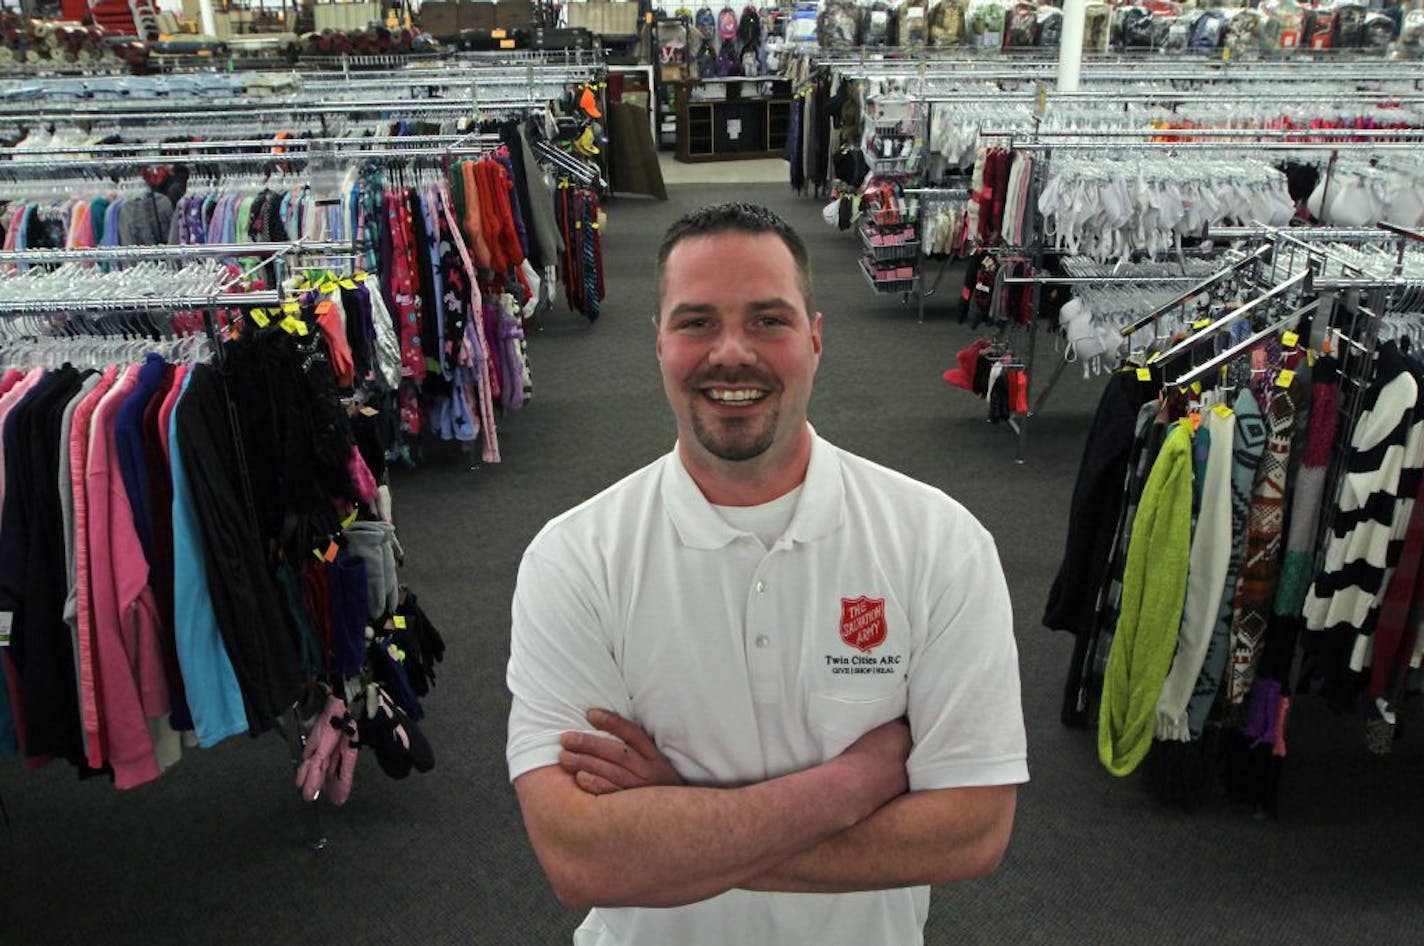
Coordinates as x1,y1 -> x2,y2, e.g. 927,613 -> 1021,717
707,389 -> 766,403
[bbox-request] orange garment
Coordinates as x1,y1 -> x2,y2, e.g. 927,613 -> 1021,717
460,161 -> 493,269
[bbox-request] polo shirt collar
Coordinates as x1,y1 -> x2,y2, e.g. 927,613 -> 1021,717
660,425 -> 846,550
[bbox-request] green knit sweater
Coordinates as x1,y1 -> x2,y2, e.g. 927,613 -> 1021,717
1099,419 -> 1195,777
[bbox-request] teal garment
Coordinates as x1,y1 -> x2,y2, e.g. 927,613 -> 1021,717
1100,420 -> 1196,776
1185,389 -> 1267,738
170,374 -> 248,748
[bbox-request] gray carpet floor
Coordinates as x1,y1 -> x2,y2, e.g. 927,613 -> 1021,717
1,182 -> 1420,945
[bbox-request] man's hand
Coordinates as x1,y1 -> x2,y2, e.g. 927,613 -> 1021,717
831,717 -> 912,804
559,708 -> 684,795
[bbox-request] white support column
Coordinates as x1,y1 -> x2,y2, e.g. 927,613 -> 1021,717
198,0 -> 217,38
1057,0 -> 1087,94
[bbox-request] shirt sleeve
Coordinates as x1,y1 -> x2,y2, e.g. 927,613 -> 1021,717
905,525 -> 1029,792
506,545 -> 634,782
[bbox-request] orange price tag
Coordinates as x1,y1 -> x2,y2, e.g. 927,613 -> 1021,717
491,28 -> 506,38
499,38 -> 515,48
323,541 -> 339,563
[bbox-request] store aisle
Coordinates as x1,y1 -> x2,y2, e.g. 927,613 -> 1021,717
0,184 -> 1419,946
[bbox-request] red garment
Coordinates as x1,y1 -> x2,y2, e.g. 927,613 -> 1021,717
1369,469 -> 1424,701
316,299 -> 355,388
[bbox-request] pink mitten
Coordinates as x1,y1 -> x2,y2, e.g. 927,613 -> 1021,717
294,695 -> 347,802
323,709 -> 360,806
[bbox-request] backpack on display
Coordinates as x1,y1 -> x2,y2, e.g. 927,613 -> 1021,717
967,0 -> 1007,47
862,0 -> 898,46
1004,2 -> 1039,47
1223,9 -> 1261,54
1362,11 -> 1395,48
1188,9 -> 1226,50
1082,2 -> 1112,51
1403,10 -> 1424,48
1161,10 -> 1197,49
1036,6 -> 1063,46
1308,8 -> 1334,48
898,0 -> 931,47
1114,6 -> 1155,48
737,4 -> 761,46
694,6 -> 717,37
927,0 -> 967,45
818,0 -> 863,47
1332,3 -> 1367,47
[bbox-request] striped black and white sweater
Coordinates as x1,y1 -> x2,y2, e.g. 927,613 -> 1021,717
1303,343 -> 1424,648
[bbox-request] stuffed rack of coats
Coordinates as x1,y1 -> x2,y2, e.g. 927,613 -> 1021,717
0,309 -> 445,798
1044,318 -> 1424,812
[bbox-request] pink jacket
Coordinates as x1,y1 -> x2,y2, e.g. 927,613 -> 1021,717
71,366 -> 120,769
86,367 -> 167,790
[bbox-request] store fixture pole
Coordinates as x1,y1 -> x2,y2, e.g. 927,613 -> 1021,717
1057,0 -> 1086,94
198,0 -> 217,38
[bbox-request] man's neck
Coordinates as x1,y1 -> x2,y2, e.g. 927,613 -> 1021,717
679,425 -> 814,507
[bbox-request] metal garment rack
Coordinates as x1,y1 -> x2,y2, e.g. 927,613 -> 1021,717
0,234 -> 383,851
810,49 -> 1424,86
948,126 -> 1424,461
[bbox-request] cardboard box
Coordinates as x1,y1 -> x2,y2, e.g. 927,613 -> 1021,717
493,0 -> 535,32
419,1 -> 459,37
461,2 -> 496,32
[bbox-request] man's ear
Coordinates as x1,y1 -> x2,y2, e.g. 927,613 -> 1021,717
811,311 -> 824,356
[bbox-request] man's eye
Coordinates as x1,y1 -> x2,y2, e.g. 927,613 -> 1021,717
758,316 -> 788,327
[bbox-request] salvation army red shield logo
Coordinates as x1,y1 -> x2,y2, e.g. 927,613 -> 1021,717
840,596 -> 887,653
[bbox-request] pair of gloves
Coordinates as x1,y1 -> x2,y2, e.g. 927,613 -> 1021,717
294,695 -> 360,806
294,683 -> 437,805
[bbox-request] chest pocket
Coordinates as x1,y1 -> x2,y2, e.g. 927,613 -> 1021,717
807,686 -> 908,758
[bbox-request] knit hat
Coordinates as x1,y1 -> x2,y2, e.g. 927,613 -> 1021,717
942,338 -> 989,391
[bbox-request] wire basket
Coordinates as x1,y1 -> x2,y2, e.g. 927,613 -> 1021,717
858,224 -> 920,262
859,257 -> 917,295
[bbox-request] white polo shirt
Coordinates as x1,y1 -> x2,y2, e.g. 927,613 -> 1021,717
507,431 -> 1027,946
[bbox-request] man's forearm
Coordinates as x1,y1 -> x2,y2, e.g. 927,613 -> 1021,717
740,785 -> 1017,894
514,753 -> 900,909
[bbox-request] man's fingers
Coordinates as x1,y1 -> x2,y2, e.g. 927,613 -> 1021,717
559,749 -> 642,788
561,730 -> 642,768
586,708 -> 661,761
574,770 -> 621,795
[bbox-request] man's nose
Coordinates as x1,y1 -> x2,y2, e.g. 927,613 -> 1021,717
709,328 -> 756,365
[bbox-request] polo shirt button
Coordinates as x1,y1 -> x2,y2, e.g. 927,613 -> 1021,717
755,635 -> 770,648
755,580 -> 766,593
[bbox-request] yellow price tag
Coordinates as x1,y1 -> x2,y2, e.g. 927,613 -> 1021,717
393,615 -> 408,630
282,300 -> 300,315
319,280 -> 337,295
1307,349 -> 1317,367
279,315 -> 302,335
1146,350 -> 1163,365
339,278 -> 358,290
1281,331 -> 1299,348
250,308 -> 270,328
491,28 -> 506,38
1276,368 -> 1296,388
1192,318 -> 1211,330
341,508 -> 358,529
499,38 -> 515,49
1191,381 -> 1202,395
1212,403 -> 1234,419
1136,367 -> 1152,382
